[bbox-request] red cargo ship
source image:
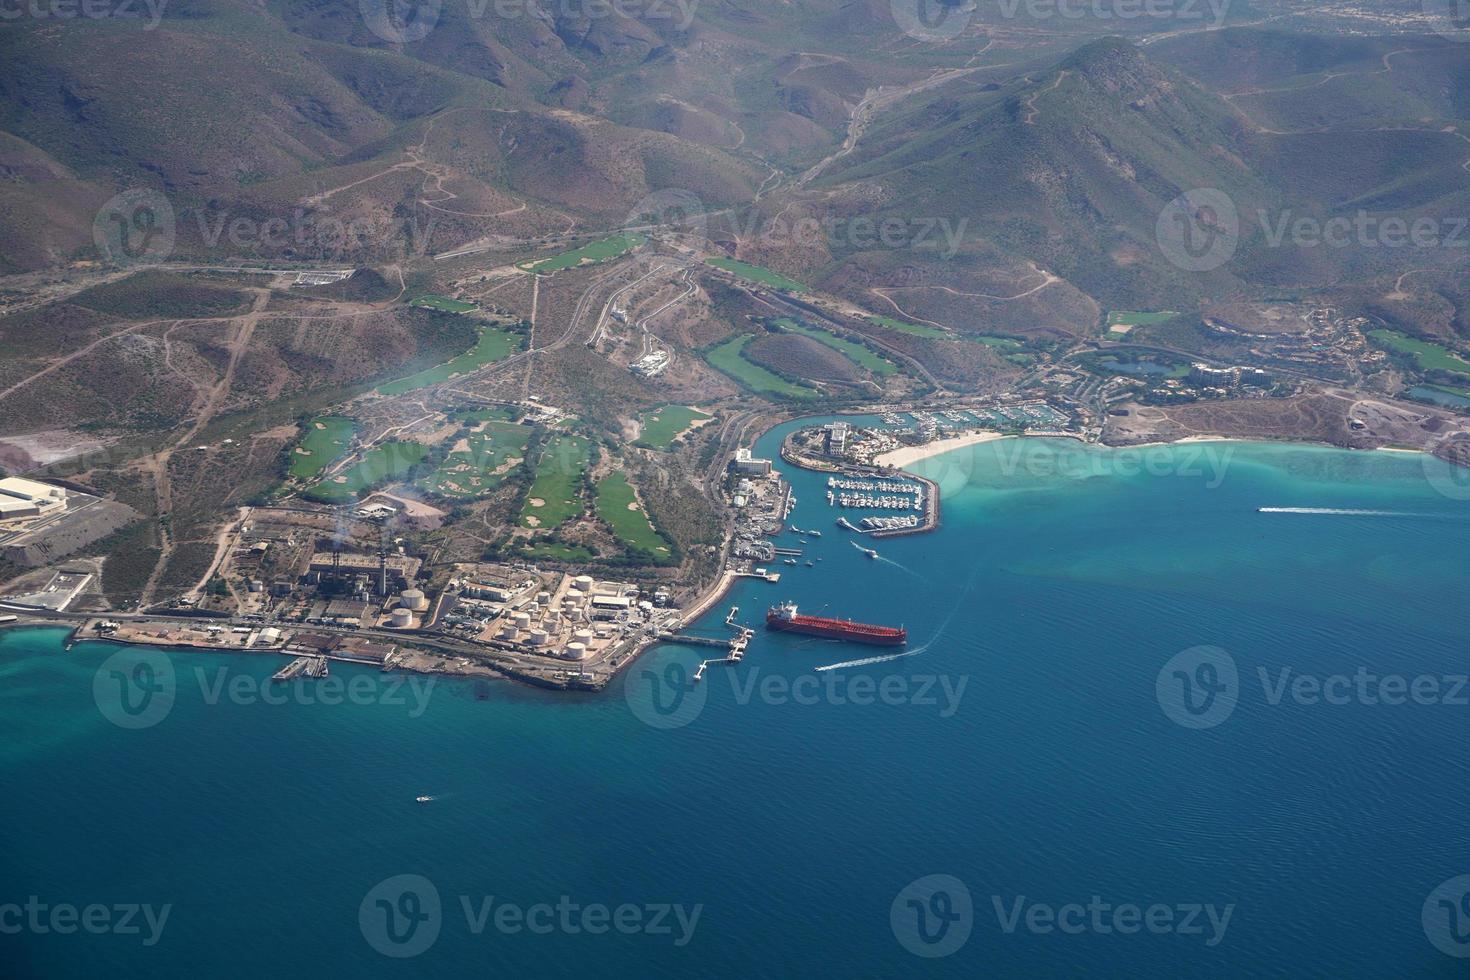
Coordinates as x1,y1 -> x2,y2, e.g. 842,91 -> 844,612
765,602 -> 907,646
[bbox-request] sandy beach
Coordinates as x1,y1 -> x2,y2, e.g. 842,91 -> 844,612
874,431 -> 1008,469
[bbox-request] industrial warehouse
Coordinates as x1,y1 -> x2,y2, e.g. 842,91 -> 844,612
0,477 -> 137,567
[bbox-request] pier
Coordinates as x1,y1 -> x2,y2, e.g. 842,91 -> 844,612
656,607 -> 754,683
271,655 -> 329,682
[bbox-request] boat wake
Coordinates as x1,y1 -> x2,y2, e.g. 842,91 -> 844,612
814,561 -> 980,671
875,553 -> 923,578
815,649 -> 922,671
849,540 -> 924,579
1258,507 -> 1412,517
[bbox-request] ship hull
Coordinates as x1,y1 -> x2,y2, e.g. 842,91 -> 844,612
766,614 -> 907,646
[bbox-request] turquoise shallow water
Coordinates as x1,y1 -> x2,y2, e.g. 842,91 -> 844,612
5,427 -> 1470,977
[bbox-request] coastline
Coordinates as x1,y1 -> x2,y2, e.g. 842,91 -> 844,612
872,430 -> 1008,469
9,421 -> 1450,695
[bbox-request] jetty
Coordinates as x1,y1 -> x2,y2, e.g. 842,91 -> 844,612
271,655 -> 328,682
656,607 -> 754,683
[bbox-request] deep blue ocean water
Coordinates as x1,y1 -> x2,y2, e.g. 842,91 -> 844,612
5,424 -> 1470,977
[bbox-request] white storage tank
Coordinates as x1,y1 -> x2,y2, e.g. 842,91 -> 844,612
573,629 -> 595,644
499,625 -> 518,641
574,575 -> 594,590
389,608 -> 414,628
512,611 -> 532,628
565,642 -> 588,661
400,588 -> 430,612
537,591 -> 552,604
528,629 -> 550,646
